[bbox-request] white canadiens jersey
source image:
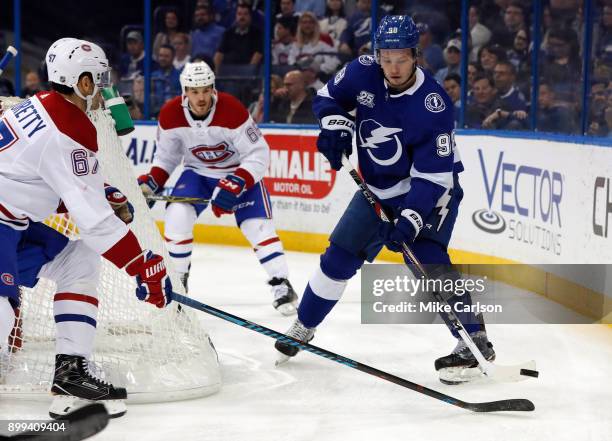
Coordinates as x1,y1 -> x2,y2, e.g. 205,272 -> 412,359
0,91 -> 129,255
153,92 -> 269,182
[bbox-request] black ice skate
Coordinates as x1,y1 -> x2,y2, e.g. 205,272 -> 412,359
49,354 -> 127,419
274,318 -> 315,365
269,277 -> 299,316
434,330 -> 496,385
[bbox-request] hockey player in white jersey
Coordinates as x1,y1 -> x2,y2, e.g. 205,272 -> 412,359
0,38 -> 173,418
138,61 -> 298,315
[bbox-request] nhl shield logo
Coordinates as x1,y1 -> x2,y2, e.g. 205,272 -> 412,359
190,143 -> 235,164
424,93 -> 446,113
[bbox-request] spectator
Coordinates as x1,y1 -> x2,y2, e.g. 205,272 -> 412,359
119,31 -> 150,80
587,77 -> 609,135
270,70 -> 316,123
594,5 -> 612,60
273,16 -> 296,67
153,9 -> 181,61
131,75 -> 145,117
171,33 -> 191,71
319,0 -> 348,48
248,74 -> 283,122
151,45 -> 182,115
467,62 -> 483,89
214,2 -> 263,71
295,0 -> 326,19
537,82 -> 576,134
506,27 -> 529,70
540,26 -> 581,106
443,73 -> 462,127
191,5 -> 226,60
297,57 -> 325,94
417,22 -> 445,74
493,60 -> 527,112
288,12 -> 339,75
465,74 -> 498,128
481,0 -> 510,34
275,0 -> 300,31
469,5 -> 492,62
435,39 -> 462,84
490,2 -> 526,50
478,43 -> 506,75
124,93 -> 144,120
20,71 -> 42,98
339,0 -> 371,58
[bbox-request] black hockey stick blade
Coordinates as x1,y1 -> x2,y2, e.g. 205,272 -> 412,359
466,399 -> 535,413
0,403 -> 110,441
171,292 -> 535,413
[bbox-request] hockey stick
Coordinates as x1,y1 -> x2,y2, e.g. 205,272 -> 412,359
146,194 -> 210,205
0,46 -> 18,77
171,291 -> 534,412
341,155 -> 539,383
0,403 -> 109,441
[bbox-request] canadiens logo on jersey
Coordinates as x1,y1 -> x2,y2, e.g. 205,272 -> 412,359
190,142 -> 235,164
358,119 -> 403,166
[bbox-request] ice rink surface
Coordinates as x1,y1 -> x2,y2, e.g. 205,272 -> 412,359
2,244 -> 611,441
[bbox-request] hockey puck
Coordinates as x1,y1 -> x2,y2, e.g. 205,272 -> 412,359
520,368 -> 539,378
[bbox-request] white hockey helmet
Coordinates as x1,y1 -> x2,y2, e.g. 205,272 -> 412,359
46,38 -> 111,109
180,61 -> 215,93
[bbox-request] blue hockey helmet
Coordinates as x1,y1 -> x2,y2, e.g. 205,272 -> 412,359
374,15 -> 419,54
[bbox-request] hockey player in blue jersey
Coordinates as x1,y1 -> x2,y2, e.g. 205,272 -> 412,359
274,15 -> 496,384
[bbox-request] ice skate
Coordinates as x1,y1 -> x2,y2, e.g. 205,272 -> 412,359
49,354 -> 127,419
274,318 -> 315,366
434,330 -> 496,385
269,277 -> 299,316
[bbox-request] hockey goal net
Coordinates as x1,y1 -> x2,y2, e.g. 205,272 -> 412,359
0,97 -> 221,403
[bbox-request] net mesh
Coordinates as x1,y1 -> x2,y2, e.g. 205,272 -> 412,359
0,102 -> 221,403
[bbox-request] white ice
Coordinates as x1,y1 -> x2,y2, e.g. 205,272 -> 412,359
1,244 -> 611,441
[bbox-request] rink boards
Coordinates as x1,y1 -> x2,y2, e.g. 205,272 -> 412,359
122,124 -> 612,323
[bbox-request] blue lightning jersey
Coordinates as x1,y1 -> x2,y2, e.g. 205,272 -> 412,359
313,55 -> 463,220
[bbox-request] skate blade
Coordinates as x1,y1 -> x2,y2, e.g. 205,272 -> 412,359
439,365 -> 485,385
50,395 -> 127,419
275,302 -> 298,316
274,353 -> 292,367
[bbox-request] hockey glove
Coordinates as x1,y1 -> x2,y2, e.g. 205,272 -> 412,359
317,115 -> 354,170
211,174 -> 246,217
126,251 -> 173,308
137,167 -> 168,208
379,209 -> 423,252
104,185 -> 134,224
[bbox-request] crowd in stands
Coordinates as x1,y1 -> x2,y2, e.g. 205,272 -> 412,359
3,0 -> 612,136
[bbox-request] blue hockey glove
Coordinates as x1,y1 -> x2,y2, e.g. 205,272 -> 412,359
317,115 -> 355,170
379,209 -> 423,252
211,174 -> 247,217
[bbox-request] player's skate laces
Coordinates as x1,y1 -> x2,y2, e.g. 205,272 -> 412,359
50,354 -> 127,419
274,318 -> 315,361
269,277 -> 298,316
434,331 -> 496,385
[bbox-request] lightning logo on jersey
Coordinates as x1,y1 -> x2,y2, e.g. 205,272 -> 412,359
358,119 -> 402,166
